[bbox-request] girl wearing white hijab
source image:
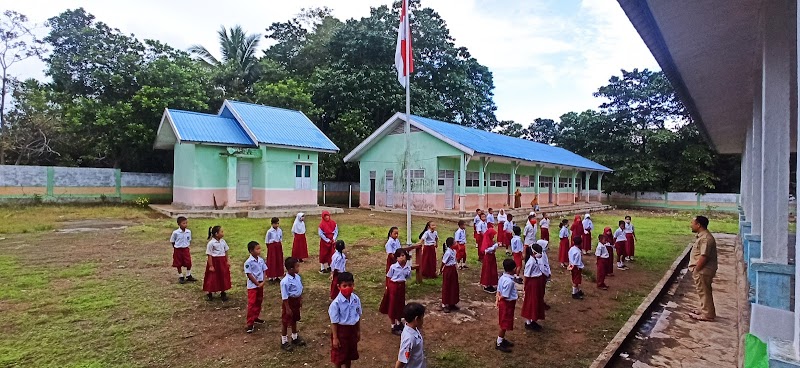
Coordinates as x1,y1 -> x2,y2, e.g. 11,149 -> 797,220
291,213 -> 308,262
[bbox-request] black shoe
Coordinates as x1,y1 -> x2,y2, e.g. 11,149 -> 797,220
525,321 -> 543,331
391,326 -> 403,336
319,269 -> 326,274
450,304 -> 460,311
326,267 -> 332,273
576,290 -> 585,297
254,318 -> 265,324
443,307 -> 452,313
179,276 -> 185,284
292,336 -> 307,346
206,293 -> 213,301
495,343 -> 512,353
514,277 -> 523,284
246,325 -> 255,333
483,286 -> 496,294
281,342 -> 294,352
220,292 -> 228,301
185,275 -> 198,282
572,293 -> 584,299
500,339 -> 514,347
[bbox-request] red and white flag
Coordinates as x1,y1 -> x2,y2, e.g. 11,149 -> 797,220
395,0 -> 413,87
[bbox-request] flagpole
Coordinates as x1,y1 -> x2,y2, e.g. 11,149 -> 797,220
404,0 -> 412,246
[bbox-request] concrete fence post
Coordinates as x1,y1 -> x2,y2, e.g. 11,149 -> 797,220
323,182 -> 327,205
115,169 -> 122,200
348,184 -> 352,208
46,167 -> 55,198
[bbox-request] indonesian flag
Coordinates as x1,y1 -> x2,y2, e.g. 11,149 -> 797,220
395,0 -> 413,87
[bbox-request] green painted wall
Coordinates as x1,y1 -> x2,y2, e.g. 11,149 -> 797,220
258,147 -> 318,190
173,143 -> 229,188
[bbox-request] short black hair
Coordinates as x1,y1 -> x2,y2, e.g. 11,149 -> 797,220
513,225 -> 521,236
247,241 -> 259,253
502,258 -> 516,272
335,240 -> 346,252
271,217 -> 280,224
404,302 -> 426,323
394,248 -> 409,259
532,243 -> 543,254
284,257 -> 299,270
619,220 -> 626,227
507,214 -> 513,221
695,215 -> 709,228
458,220 -> 465,227
625,215 -> 632,220
337,271 -> 354,285
572,236 -> 582,245
177,216 -> 187,224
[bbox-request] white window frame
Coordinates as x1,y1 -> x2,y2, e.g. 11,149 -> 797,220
295,163 -> 312,190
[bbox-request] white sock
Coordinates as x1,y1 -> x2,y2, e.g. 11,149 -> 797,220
291,333 -> 298,340
186,270 -> 191,276
321,264 -> 325,271
281,335 -> 288,344
572,286 -> 578,294
177,272 -> 183,277
497,337 -> 504,345
525,319 -> 532,324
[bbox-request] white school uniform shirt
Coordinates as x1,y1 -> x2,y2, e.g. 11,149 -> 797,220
279,273 -> 303,300
497,213 -> 507,223
454,228 -> 467,244
266,227 -> 283,244
523,222 -> 537,245
559,227 -> 569,239
486,213 -> 496,224
614,228 -> 627,242
484,242 -> 500,254
328,292 -> 362,326
206,238 -> 229,257
540,218 -> 550,229
511,235 -> 523,254
331,251 -> 347,272
536,239 -> 552,275
421,230 -> 438,246
596,242 -> 611,258
503,220 -> 514,236
386,237 -> 401,255
582,218 -> 594,233
476,221 -> 488,234
318,225 -> 339,242
524,254 -> 544,278
625,222 -> 635,234
473,215 -> 481,226
387,262 -> 413,282
398,325 -> 426,368
170,228 -> 191,248
568,246 -> 584,269
497,273 -> 518,301
442,247 -> 457,266
244,255 -> 268,289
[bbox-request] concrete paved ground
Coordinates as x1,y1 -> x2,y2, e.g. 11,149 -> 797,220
613,233 -> 740,368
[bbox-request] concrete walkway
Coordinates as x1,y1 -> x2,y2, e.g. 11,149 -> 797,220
613,233 -> 741,368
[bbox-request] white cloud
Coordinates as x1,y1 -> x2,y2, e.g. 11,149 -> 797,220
1,0 -> 658,125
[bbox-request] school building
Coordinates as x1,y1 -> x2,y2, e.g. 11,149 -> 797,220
620,0 -> 799,365
343,113 -> 612,213
154,100 -> 338,209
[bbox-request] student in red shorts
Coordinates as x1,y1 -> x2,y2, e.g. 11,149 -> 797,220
329,271 -> 362,368
568,237 -> 585,299
279,257 -> 306,351
495,258 -> 519,353
244,241 -> 267,334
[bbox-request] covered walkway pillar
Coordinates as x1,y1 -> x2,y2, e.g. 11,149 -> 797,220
570,170 -> 578,204
458,154 -> 468,213
597,172 -> 604,202
478,157 -> 486,209
553,167 -> 562,206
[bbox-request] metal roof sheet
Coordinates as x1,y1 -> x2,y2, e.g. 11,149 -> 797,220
226,101 -> 339,152
410,115 -> 612,172
168,109 -> 255,146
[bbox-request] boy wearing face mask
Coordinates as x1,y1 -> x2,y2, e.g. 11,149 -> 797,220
329,272 -> 362,368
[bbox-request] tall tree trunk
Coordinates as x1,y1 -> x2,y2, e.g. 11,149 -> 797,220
0,72 -> 6,165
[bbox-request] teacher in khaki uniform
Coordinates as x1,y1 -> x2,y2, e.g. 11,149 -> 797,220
689,215 -> 717,321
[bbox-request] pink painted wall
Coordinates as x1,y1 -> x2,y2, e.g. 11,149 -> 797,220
173,187 -> 233,208
253,189 -> 317,206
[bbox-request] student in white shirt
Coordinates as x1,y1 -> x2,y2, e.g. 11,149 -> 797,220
381,249 -> 413,335
624,215 -> 637,261
279,257 -> 306,351
473,209 -> 483,248
522,243 -> 546,331
265,217 -> 284,282
439,237 -> 460,312
539,213 -> 551,241
486,208 -> 496,225
558,219 -> 571,268
170,216 -> 195,284
396,302 -> 427,368
454,221 -> 468,269
581,214 -> 594,255
476,213 -> 488,261
244,241 -> 268,333
614,221 -> 630,270
330,240 -> 348,300
495,259 -> 519,353
595,234 -> 611,290
329,272 -> 362,367
510,226 -> 524,282
503,214 -> 515,255
416,221 -> 439,279
524,214 -> 538,247
204,225 -> 231,301
568,237 -> 585,300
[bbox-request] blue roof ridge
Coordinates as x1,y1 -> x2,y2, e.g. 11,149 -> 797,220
168,109 -> 225,117
225,100 -> 305,114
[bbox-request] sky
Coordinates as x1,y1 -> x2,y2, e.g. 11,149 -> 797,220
0,0 -> 659,124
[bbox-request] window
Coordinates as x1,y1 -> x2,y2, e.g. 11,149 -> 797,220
559,177 -> 573,188
405,169 -> 426,192
295,164 -> 312,189
539,176 -> 553,188
437,170 -> 455,186
489,173 -> 510,187
465,171 -> 480,187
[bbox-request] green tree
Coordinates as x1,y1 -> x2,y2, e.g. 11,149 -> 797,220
4,78 -> 62,165
189,25 -> 262,99
527,118 -> 559,144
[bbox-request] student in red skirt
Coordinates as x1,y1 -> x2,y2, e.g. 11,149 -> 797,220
614,220 -> 630,270
625,215 -> 637,261
480,227 -> 500,293
385,227 -> 416,274
381,248 -> 412,335
265,217 -> 284,283
473,209 -> 483,248
439,237 -> 460,313
570,214 -> 585,255
244,241 -> 267,333
603,226 -> 615,277
318,211 -> 338,274
495,259 -> 518,353
510,225 -> 524,283
540,213 -> 551,242
558,219 -> 570,268
523,214 -> 537,252
329,240 -> 347,300
522,243 -> 546,331
329,271 -> 362,368
416,221 -> 439,279
497,209 -> 507,249
204,225 -> 231,301
476,213 -> 488,261
535,239 -> 553,311
502,214 -> 514,256
279,257 -> 306,351
291,213 -> 308,262
581,214 -> 594,254
568,237 -> 585,300
454,220 -> 469,269
170,216 -> 196,284
595,234 -> 611,290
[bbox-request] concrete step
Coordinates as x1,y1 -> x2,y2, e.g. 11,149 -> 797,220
149,204 -> 344,219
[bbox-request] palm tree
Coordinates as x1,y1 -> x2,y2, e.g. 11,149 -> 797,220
189,25 -> 262,97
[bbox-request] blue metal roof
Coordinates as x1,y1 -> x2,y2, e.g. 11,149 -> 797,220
226,101 -> 339,152
411,115 -> 612,172
168,110 -> 255,146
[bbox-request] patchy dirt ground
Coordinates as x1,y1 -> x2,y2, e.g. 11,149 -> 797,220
0,209 -> 682,368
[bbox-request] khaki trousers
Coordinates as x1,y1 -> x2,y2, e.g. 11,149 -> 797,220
692,271 -> 716,318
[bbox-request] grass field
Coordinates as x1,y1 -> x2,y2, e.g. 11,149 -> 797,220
0,205 -> 740,367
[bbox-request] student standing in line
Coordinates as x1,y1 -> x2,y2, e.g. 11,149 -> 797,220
473,208 -> 483,248
439,237 -> 460,313
535,238 -> 552,310
614,221 -> 630,270
625,215 -> 637,261
497,209 -> 507,248
571,214 -> 585,255
522,243 -> 546,331
581,214 -> 594,254
476,213 -> 488,261
395,302 -> 427,368
568,237 -> 585,300
244,241 -> 267,333
486,208 -> 496,226
495,259 -> 518,353
523,214 -> 538,246
603,226 -> 615,277
279,257 -> 306,351
503,214 -> 515,255
417,222 -> 439,279
454,220 -> 469,269
318,211 -> 338,274
204,225 -> 231,301
170,216 -> 196,284
265,217 -> 284,283
510,225 -> 524,283
329,271 -> 362,368
381,249 -> 413,335
595,234 -> 611,290
291,213 -> 309,262
558,219 -> 571,268
330,240 -> 348,300
540,213 -> 550,242
480,227 -> 500,293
